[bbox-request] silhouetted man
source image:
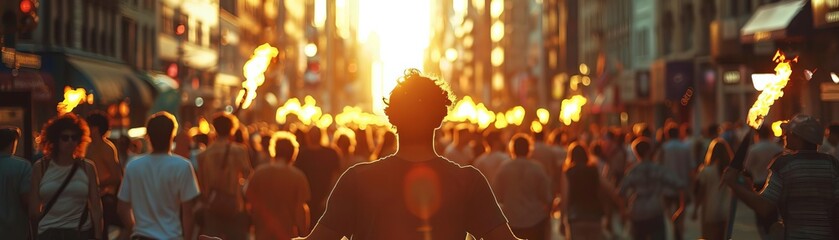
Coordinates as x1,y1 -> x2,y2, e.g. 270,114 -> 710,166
300,69 -> 520,239
294,126 -> 340,222
246,131 -> 311,239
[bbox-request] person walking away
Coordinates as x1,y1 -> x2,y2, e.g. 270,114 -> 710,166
245,131 -> 311,239
299,69 -> 520,239
473,130 -> 511,186
656,126 -> 696,240
494,133 -> 552,239
560,142 -> 621,240
692,139 -> 734,240
85,111 -> 123,238
293,126 -> 341,223
444,124 -> 476,166
0,127 -> 32,239
117,112 -> 200,240
743,125 -> 784,239
196,113 -> 252,240
30,113 -> 103,240
620,137 -> 685,240
724,114 -> 839,240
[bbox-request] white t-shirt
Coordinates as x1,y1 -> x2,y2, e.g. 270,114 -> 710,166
38,160 -> 92,233
118,153 -> 200,240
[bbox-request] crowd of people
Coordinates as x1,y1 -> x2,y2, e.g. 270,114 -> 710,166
3,70 -> 839,240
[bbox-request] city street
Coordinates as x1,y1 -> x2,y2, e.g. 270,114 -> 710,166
3,0 -> 839,239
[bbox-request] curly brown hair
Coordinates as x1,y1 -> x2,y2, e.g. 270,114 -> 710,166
383,69 -> 454,131
38,113 -> 91,159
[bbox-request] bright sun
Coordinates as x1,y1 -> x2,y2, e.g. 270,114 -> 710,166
358,0 -> 431,115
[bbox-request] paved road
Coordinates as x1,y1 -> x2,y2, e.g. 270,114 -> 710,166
546,201 -> 762,240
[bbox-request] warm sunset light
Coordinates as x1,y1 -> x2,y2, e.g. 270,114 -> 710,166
560,95 -> 587,125
359,0 -> 431,115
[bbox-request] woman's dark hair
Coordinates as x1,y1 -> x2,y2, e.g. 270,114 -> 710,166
705,138 -> 733,175
383,69 -> 454,131
39,113 -> 91,158
632,137 -> 653,161
566,142 -> 589,168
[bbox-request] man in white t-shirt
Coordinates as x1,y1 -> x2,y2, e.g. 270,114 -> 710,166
118,112 -> 201,240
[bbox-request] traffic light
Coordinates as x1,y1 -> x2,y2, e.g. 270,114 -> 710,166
17,0 -> 38,34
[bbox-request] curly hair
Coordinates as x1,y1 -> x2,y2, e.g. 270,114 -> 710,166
383,69 -> 454,131
38,113 -> 91,159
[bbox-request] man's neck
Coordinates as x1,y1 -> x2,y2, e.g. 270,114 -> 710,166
394,137 -> 438,162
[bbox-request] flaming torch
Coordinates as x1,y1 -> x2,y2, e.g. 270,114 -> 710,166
725,50 -> 796,240
57,87 -> 89,115
559,95 -> 587,125
235,43 -> 279,112
746,50 -> 797,128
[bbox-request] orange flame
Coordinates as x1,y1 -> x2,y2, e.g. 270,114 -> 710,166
236,43 -> 279,110
747,50 -> 797,129
559,95 -> 587,125
57,87 -> 87,115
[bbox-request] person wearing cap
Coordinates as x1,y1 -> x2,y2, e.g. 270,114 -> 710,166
723,114 -> 839,240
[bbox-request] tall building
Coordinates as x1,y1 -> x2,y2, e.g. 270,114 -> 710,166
157,0 -> 219,123
542,0 -> 578,109
5,0 -> 156,127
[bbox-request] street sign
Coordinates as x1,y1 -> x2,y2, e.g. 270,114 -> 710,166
821,82 -> 839,101
1,47 -> 40,69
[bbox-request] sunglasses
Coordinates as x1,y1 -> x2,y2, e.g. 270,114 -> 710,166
60,134 -> 80,142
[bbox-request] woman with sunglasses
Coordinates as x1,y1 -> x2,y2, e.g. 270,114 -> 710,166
30,113 -> 103,240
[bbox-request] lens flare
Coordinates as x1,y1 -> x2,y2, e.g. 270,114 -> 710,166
57,87 -> 87,115
559,95 -> 587,125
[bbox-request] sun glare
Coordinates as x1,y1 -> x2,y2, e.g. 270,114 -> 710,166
359,0 -> 431,115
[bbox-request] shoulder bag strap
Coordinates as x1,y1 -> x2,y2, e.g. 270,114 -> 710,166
39,160 -> 81,222
212,143 -> 233,191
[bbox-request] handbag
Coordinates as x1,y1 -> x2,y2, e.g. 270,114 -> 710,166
205,143 -> 241,218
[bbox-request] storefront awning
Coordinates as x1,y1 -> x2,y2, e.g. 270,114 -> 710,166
741,0 -> 811,43
66,56 -> 155,107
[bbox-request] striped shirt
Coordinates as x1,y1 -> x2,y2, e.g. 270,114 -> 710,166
760,151 -> 839,240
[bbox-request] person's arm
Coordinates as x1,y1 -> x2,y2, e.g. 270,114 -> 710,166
106,143 -> 123,188
722,168 -> 776,218
295,203 -> 310,236
481,223 -> 522,240
181,197 -> 198,240
117,200 -> 134,237
83,161 -> 104,240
